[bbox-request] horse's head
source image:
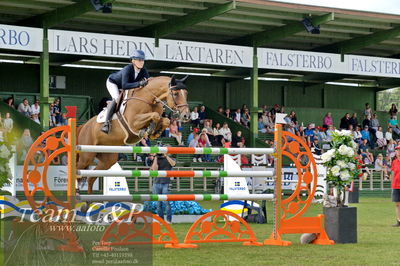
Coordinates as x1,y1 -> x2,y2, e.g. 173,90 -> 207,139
167,75 -> 190,123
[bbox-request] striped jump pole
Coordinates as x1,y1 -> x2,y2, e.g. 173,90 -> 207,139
76,170 -> 274,178
77,194 -> 275,202
76,145 -> 274,155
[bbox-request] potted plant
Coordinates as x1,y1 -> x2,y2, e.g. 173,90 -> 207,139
320,130 -> 361,243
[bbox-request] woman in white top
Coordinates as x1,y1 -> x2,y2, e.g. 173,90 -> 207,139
353,126 -> 362,144
220,122 -> 232,142
375,126 -> 387,148
385,127 -> 393,142
213,123 -> 224,146
190,106 -> 200,127
374,153 -> 389,180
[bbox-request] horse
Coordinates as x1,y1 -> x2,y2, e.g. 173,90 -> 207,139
76,75 -> 190,194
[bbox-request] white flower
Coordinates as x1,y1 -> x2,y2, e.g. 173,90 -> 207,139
321,149 -> 335,162
331,166 -> 341,176
340,170 -> 350,181
337,160 -> 348,168
0,144 -> 10,159
346,147 -> 354,157
338,145 -> 348,156
348,163 -> 356,170
350,141 -> 357,148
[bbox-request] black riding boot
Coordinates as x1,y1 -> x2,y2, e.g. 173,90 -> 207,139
101,100 -> 117,134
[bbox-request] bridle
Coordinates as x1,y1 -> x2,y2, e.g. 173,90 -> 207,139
122,81 -> 188,118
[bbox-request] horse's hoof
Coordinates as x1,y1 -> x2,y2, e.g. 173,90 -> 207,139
139,129 -> 146,138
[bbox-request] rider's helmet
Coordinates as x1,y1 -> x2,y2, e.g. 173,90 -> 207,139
130,50 -> 145,61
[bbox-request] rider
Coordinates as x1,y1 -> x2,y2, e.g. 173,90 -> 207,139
101,49 -> 150,134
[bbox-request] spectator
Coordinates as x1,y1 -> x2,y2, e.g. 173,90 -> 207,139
270,104 -> 280,117
371,113 -> 379,131
3,113 -> 13,141
353,126 -> 362,144
241,104 -> 248,113
261,105 -> 268,113
53,98 -> 62,125
296,126 -> 307,143
326,125 -> 335,142
311,139 -> 322,155
4,97 -> 15,109
387,139 -> 396,160
198,105 -> 206,125
213,123 -> 224,146
364,103 -> 372,118
386,127 -> 393,142
224,108 -> 231,119
304,124 -> 315,146
151,153 -> 176,224
323,112 -> 333,128
203,120 -> 215,145
220,122 -> 232,142
361,125 -> 372,147
232,131 -> 245,148
376,126 -> 387,149
59,113 -> 68,126
217,106 -> 224,114
31,100 -> 40,116
169,120 -> 183,145
233,108 -> 241,124
187,127 -> 199,145
375,153 -> 389,180
359,138 -> 374,163
32,113 -> 40,124
290,111 -> 298,127
389,104 -> 398,117
241,109 -> 250,128
190,106 -> 200,128
17,98 -> 32,117
258,117 -> 267,133
189,133 -> 201,162
388,116 -> 400,135
50,103 -> 57,127
17,129 -> 34,162
198,130 -> 211,162
145,154 -> 155,167
339,113 -> 350,129
349,113 -> 358,129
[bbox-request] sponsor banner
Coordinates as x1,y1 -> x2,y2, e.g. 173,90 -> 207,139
48,29 -> 252,67
5,166 -> 99,191
0,24 -> 42,52
258,47 -> 400,78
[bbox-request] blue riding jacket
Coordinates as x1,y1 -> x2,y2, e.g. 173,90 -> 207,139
108,64 -> 149,90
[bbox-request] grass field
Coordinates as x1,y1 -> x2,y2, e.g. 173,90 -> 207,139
1,197 -> 400,265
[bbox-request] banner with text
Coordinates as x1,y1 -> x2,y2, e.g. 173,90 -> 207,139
48,29 -> 253,68
0,24 -> 42,52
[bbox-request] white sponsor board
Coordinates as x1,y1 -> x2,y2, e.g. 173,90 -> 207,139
103,163 -> 130,195
258,47 -> 400,78
48,29 -> 253,68
0,24 -> 42,52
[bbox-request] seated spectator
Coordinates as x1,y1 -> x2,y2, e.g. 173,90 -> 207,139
220,122 -> 232,142
311,139 -> 322,155
203,120 -> 215,144
198,105 -> 206,125
326,125 -> 335,142
145,154 -> 155,167
359,138 -> 374,163
31,100 -> 40,116
353,126 -> 362,144
32,113 -> 40,124
375,153 -> 389,180
190,106 -> 200,128
169,120 -> 183,145
339,113 -> 350,129
349,113 -> 358,129
3,113 -> 13,142
323,112 -> 333,128
316,127 -> 328,142
387,139 -> 396,161
59,113 -> 68,126
388,116 -> 400,135
363,115 -> 376,137
4,97 -> 15,109
17,98 -> 32,117
213,123 -> 224,146
233,108 -> 241,124
217,106 -> 224,114
386,127 -> 393,142
296,126 -> 307,143
361,125 -> 372,148
198,130 -> 211,162
188,133 -> 201,162
376,126 -> 387,149
232,131 -> 245,148
371,113 -> 379,131
258,117 -> 267,133
290,111 -> 298,127
241,109 -> 250,128
187,127 -> 199,145
224,108 -> 231,119
270,104 -> 280,117
241,104 -> 248,113
389,103 -> 398,117
17,129 -> 33,162
304,124 -> 315,146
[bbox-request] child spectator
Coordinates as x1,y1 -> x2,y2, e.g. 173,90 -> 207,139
359,138 -> 374,164
190,106 -> 200,128
376,126 -> 387,149
233,109 -> 241,124
323,112 -> 333,128
187,127 -> 199,145
304,124 -> 315,146
361,125 -> 372,148
375,153 -> 389,180
198,130 -> 211,162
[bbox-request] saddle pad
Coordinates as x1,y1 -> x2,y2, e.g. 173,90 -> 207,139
96,91 -> 128,123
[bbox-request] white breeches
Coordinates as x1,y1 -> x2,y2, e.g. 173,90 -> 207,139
106,79 -> 120,100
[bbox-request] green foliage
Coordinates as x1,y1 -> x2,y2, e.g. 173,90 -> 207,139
0,141 -> 12,189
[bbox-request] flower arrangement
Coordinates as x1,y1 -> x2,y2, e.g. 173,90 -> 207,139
321,130 -> 362,206
0,141 -> 13,191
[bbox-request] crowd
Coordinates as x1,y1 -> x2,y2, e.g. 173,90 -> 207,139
4,97 -> 68,127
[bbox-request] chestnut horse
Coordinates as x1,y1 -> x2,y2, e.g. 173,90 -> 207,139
76,76 -> 190,194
